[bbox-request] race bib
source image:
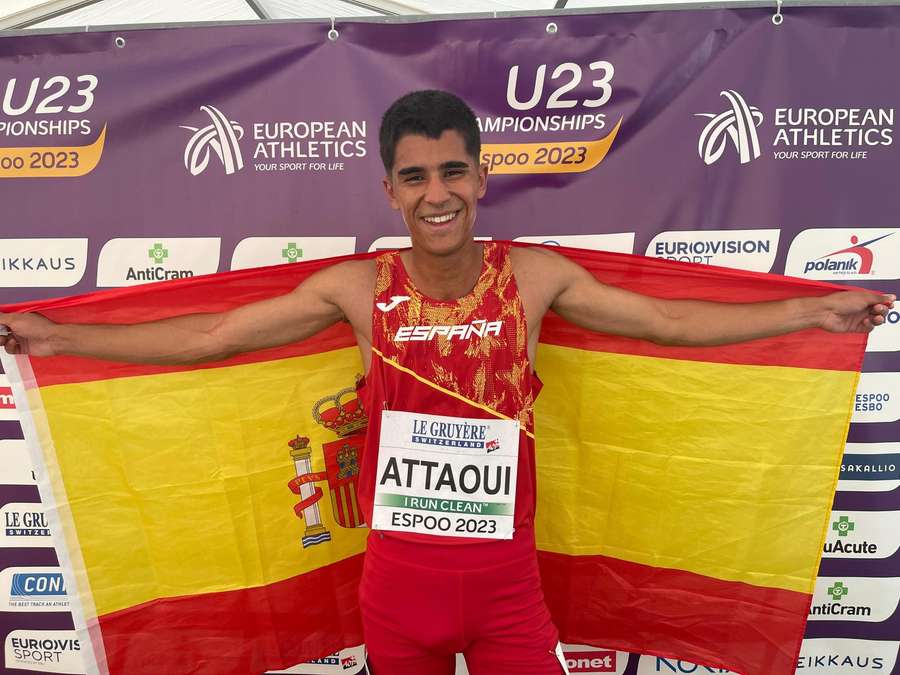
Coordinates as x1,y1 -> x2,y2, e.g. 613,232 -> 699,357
371,410 -> 520,539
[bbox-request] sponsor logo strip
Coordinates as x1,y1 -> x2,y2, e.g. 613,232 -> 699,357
808,577 -> 900,622
839,443 -> 900,492
822,511 -> 900,559
645,229 -> 780,273
785,228 -> 900,280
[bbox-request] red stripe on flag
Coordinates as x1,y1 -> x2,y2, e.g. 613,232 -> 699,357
97,554 -> 364,675
538,550 -> 810,675
540,314 -> 864,372
538,244 -> 868,372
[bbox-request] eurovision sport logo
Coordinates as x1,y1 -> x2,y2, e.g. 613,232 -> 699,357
645,229 -> 779,272
287,385 -> 367,548
785,228 -> 900,280
4,629 -> 82,674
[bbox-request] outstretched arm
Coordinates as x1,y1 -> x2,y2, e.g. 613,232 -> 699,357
534,249 -> 894,346
0,261 -> 364,364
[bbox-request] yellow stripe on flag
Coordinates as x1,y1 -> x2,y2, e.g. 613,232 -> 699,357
38,348 -> 367,617
533,344 -> 855,595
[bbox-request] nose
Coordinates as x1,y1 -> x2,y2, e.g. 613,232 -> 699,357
423,175 -> 451,205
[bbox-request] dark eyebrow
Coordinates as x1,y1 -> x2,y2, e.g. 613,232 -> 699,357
396,161 -> 470,177
397,166 -> 424,177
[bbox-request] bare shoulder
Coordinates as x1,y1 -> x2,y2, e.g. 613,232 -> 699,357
304,258 -> 376,291
304,258 -> 376,332
510,245 -> 579,295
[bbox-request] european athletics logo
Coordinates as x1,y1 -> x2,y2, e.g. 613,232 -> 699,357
180,105 -> 244,176
697,90 -> 763,165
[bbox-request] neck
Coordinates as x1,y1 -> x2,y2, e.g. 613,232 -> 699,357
402,241 -> 484,300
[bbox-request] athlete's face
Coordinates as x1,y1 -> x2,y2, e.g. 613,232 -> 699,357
383,130 -> 487,256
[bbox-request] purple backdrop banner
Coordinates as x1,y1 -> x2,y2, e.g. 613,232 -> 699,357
1,6 -> 898,674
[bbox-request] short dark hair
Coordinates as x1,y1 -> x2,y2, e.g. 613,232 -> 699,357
379,90 -> 481,173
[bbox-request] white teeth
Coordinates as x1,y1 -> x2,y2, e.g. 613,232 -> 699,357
423,212 -> 457,224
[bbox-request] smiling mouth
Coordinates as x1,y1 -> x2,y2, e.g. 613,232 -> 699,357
421,210 -> 460,225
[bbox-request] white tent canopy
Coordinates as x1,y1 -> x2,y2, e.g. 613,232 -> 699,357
0,0 -> 747,30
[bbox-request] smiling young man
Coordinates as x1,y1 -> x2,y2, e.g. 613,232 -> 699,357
0,90 -> 894,675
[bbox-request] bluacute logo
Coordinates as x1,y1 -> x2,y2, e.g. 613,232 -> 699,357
697,90 -> 763,165
149,243 -> 168,265
823,510 -> 898,559
181,105 -> 244,176
833,516 -> 855,537
282,242 -> 302,263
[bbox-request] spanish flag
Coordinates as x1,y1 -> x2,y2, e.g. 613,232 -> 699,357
2,246 -> 865,675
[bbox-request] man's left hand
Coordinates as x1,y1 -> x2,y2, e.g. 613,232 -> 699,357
820,291 -> 895,333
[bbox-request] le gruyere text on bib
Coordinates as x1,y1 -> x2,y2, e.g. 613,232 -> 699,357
371,410 -> 520,539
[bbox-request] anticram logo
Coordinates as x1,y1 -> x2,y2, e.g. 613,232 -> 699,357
809,577 -> 900,622
393,319 -> 503,342
696,90 -> 763,165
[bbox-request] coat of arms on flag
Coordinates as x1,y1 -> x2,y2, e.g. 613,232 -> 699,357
288,385 -> 367,546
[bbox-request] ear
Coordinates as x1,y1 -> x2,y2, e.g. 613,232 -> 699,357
476,161 -> 488,199
382,175 -> 400,210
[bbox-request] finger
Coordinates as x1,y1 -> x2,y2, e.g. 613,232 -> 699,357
871,314 -> 885,326
4,337 -> 19,354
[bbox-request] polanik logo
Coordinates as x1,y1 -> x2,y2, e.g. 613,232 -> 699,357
785,228 -> 900,280
803,232 -> 894,276
697,90 -> 763,165
181,105 -> 244,176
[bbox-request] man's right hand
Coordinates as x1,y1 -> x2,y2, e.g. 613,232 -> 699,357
0,313 -> 59,357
